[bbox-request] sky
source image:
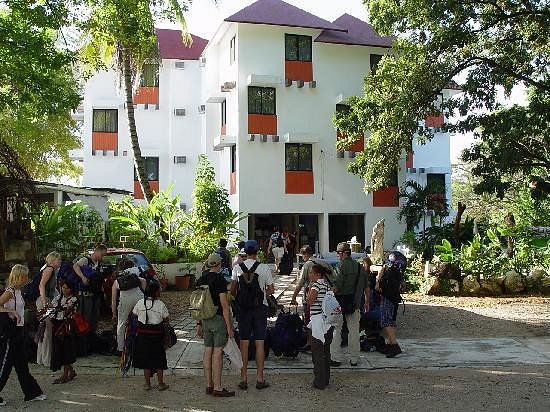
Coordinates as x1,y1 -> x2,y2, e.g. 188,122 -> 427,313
166,0 -> 370,39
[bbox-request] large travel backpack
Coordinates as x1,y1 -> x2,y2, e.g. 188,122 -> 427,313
22,265 -> 52,301
278,252 -> 293,275
378,263 -> 405,304
189,285 -> 217,320
269,307 -> 305,358
235,262 -> 264,309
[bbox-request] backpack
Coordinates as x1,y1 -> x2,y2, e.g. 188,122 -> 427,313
74,256 -> 103,296
378,264 -> 403,304
117,270 -> 141,291
23,266 -> 51,301
321,290 -> 342,325
189,285 -> 217,320
235,262 -> 264,309
269,307 -> 305,357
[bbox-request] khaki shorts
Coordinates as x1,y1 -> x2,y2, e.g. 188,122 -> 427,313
202,315 -> 228,348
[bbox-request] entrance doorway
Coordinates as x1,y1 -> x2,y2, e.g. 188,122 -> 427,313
248,214 -> 319,259
328,214 -> 365,252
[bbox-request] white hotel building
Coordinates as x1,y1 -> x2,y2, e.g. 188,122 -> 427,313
80,0 -> 454,255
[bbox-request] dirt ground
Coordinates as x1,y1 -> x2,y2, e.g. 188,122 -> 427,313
2,365 -> 549,411
399,294 -> 550,339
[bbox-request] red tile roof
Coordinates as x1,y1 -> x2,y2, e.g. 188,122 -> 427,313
156,29 -> 208,60
315,14 -> 393,48
225,0 -> 347,32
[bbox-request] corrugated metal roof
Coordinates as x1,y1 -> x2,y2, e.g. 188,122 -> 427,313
225,0 -> 347,32
315,14 -> 393,48
156,29 -> 208,60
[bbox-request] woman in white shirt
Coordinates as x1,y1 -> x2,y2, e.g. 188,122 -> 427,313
0,265 -> 46,406
132,282 -> 169,391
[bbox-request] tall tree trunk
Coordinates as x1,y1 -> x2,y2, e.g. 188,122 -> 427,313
453,202 -> 466,247
121,46 -> 154,203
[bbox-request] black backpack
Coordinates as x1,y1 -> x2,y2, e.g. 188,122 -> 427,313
269,307 -> 305,358
378,264 -> 403,304
236,262 -> 264,309
23,266 -> 52,301
117,271 -> 141,291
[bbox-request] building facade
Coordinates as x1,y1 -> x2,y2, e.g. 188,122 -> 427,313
81,0 -> 453,254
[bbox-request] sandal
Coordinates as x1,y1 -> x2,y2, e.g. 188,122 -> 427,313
206,386 -> 214,394
52,377 -> 68,385
213,388 -> 235,397
158,383 -> 169,391
256,381 -> 270,390
67,371 -> 77,382
238,381 -> 248,390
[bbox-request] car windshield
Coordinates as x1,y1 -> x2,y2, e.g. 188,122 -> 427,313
103,253 -> 151,271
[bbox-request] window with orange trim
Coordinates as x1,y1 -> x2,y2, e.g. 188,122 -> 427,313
285,143 -> 312,171
285,34 -> 312,62
248,86 -> 275,115
134,157 -> 159,181
93,109 -> 117,132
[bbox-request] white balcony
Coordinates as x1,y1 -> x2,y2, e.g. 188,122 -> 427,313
247,74 -> 282,87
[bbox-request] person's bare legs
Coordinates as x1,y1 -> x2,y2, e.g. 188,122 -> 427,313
203,347 -> 214,388
239,340 -> 249,384
212,347 -> 224,391
385,326 -> 397,345
255,340 -> 265,383
144,369 -> 151,389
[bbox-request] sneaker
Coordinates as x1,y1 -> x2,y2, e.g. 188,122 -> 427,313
386,344 -> 402,358
29,394 -> 47,402
330,360 -> 341,367
0,397 -> 6,407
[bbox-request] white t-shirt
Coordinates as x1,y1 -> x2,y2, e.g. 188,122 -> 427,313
232,259 -> 274,306
132,298 -> 169,325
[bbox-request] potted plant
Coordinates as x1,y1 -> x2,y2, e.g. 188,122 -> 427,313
175,263 -> 196,291
155,264 -> 169,291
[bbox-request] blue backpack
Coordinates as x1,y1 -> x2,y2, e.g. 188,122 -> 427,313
22,266 -> 52,301
269,307 -> 305,358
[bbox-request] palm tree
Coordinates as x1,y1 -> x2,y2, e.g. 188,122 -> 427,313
79,0 -> 191,203
397,180 -> 449,242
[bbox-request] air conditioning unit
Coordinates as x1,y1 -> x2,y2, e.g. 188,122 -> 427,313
174,108 -> 186,116
174,61 -> 185,69
198,104 -> 206,114
173,156 -> 187,164
199,56 -> 206,67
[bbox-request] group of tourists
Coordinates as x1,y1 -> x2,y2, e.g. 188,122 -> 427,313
0,244 -> 173,406
0,235 -> 403,405
195,238 -> 403,395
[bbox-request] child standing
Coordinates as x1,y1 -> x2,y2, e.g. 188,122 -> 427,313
50,280 -> 78,384
132,282 -> 169,391
306,264 -> 334,390
0,264 -> 46,406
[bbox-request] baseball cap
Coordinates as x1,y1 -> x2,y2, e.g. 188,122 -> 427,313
336,242 -> 351,252
206,253 -> 222,268
244,240 -> 259,254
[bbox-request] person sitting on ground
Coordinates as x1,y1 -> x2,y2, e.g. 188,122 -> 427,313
50,280 -> 78,384
196,254 -> 235,397
132,282 -> 169,391
306,264 -> 335,390
111,259 -> 147,354
230,240 -> 274,391
0,265 -> 47,406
